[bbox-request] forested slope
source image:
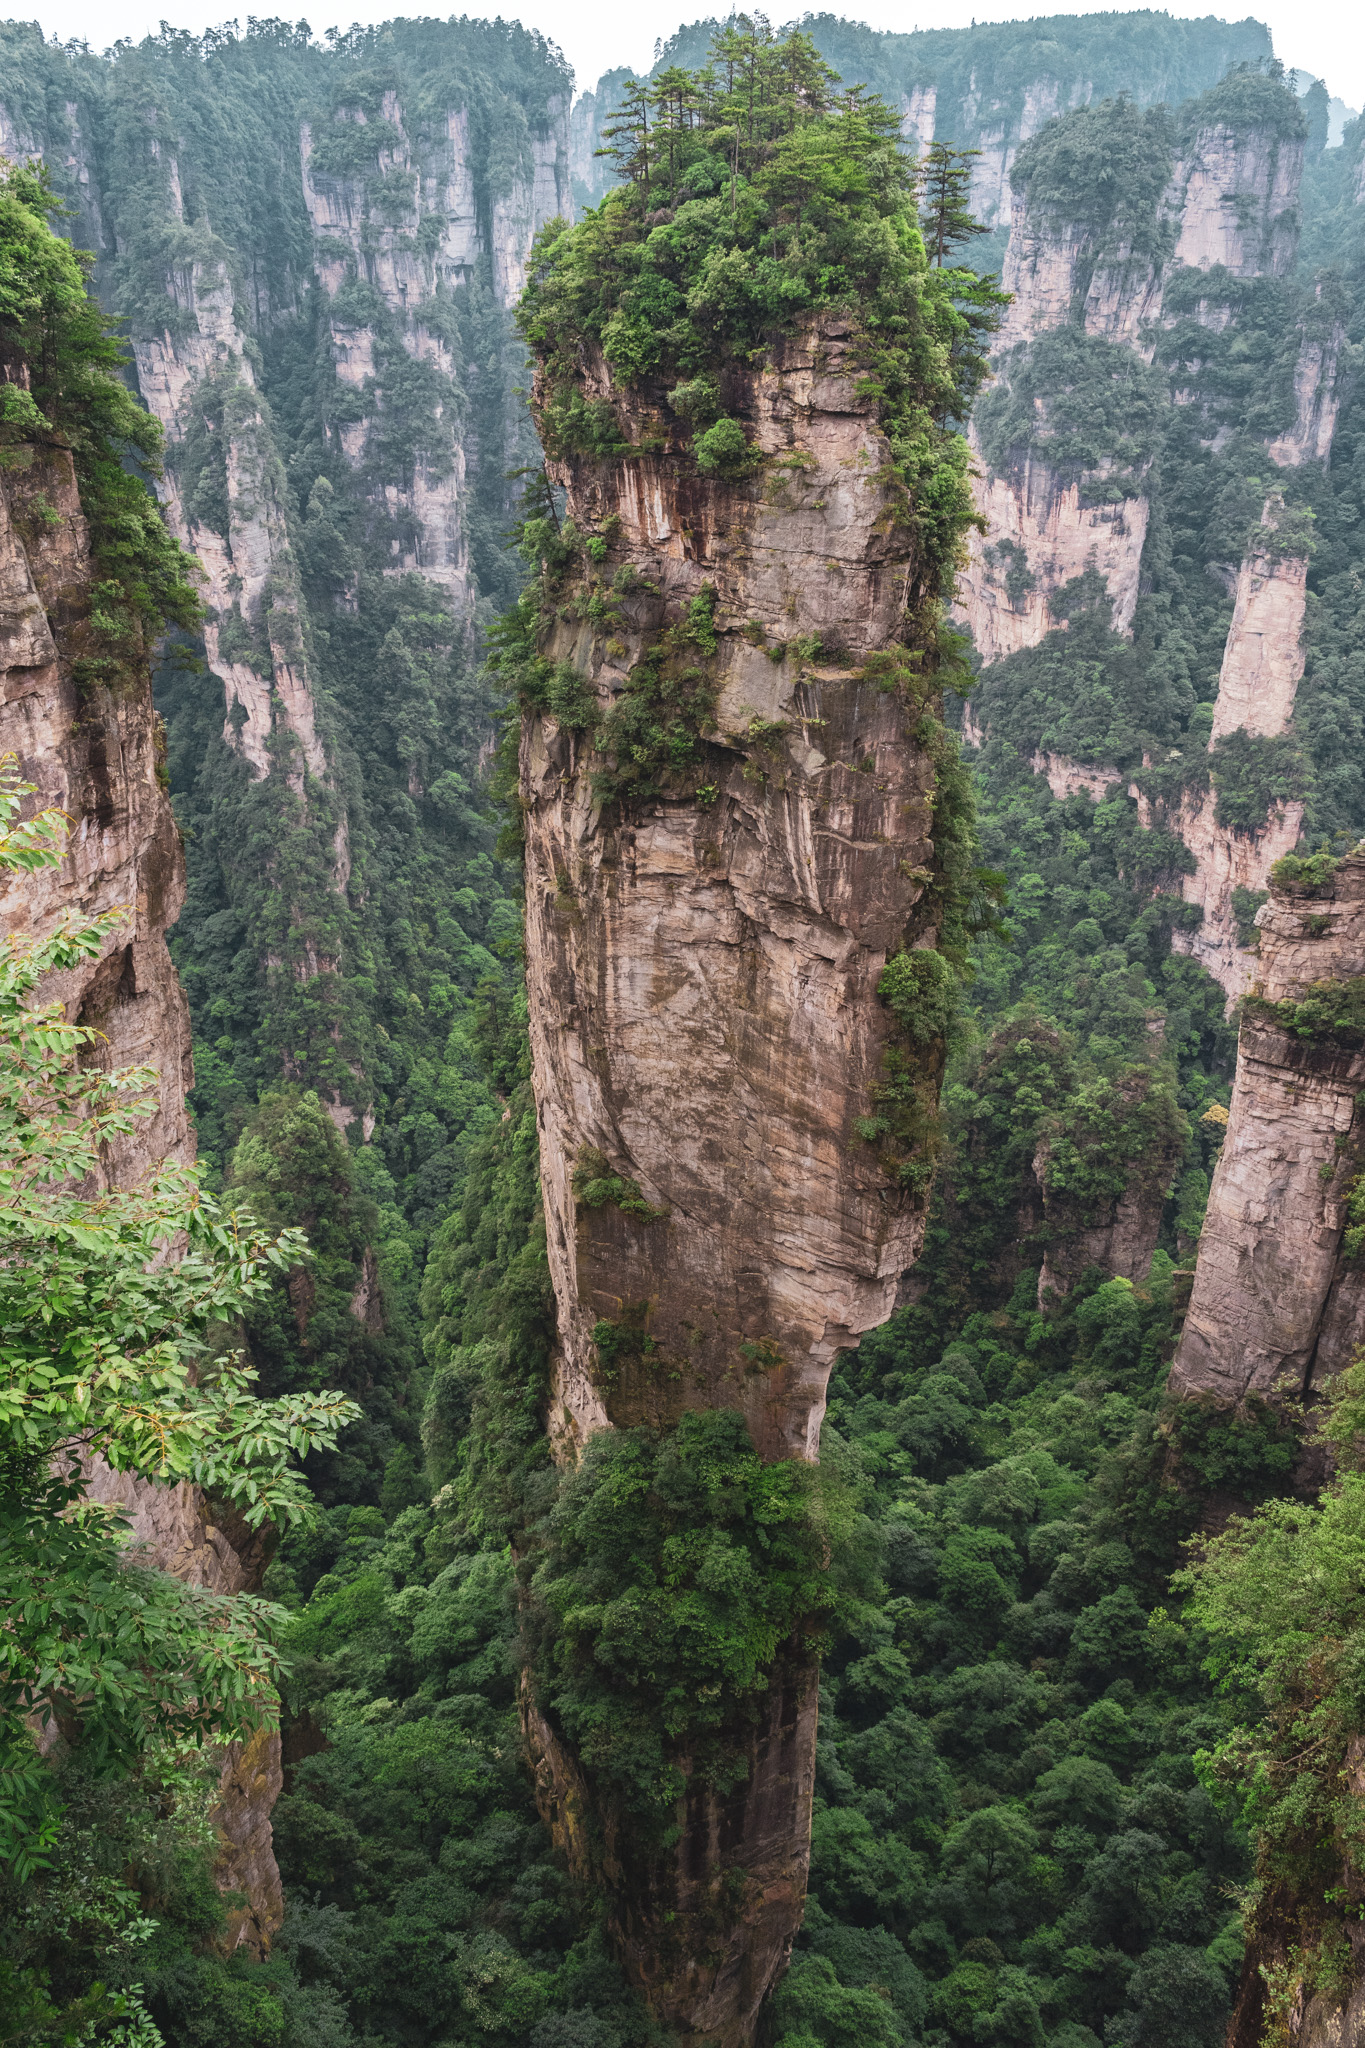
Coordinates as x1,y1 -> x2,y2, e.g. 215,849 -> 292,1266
5,13 -> 1365,2048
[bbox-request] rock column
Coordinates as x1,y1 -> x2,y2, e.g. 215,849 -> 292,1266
518,320 -> 953,2042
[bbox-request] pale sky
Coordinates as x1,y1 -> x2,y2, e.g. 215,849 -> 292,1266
14,0 -> 1365,109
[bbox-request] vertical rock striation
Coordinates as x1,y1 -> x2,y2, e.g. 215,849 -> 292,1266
1168,109 -> 1302,278
517,317 -> 957,2042
0,404 -> 285,1951
0,442 -> 192,1184
1170,852 -> 1365,1408
957,429 -> 1150,663
524,326 -> 944,1468
962,70 -> 1353,1011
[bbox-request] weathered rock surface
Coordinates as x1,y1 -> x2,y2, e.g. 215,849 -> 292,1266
525,328 -> 943,1465
210,1725 -> 287,1957
1171,499 -> 1312,1002
1036,1180 -> 1168,1304
956,433 -> 1149,664
1225,1733 -> 1365,2048
0,445 -> 192,1184
1170,853 -> 1365,1408
132,244 -> 329,794
1169,118 -> 1302,277
965,84 -> 1335,1015
1163,782 -> 1304,1001
0,425 -> 284,1955
1267,310 -> 1351,467
299,85 -> 572,596
1208,526 -> 1308,743
524,1651 -> 819,2048
519,317 -> 950,2040
1027,752 -> 1122,803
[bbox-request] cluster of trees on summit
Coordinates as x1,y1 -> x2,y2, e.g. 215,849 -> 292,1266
4,12 -> 1365,2048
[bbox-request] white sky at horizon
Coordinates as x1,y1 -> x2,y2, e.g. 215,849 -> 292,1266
8,0 -> 1364,115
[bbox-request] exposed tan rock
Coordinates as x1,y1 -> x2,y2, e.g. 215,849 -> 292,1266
0,447 -> 192,1185
957,432 -> 1148,662
82,1466 -> 275,1595
1161,498 -> 1311,1003
296,85 -> 570,602
961,74 -> 1089,232
898,83 -> 937,160
132,243 -> 330,800
1083,252 -> 1166,347
1208,529 -> 1307,743
997,213 -> 1166,354
1037,1183 -> 1164,1303
1267,314 -> 1350,467
997,209 -> 1088,348
212,1725 -> 286,1958
519,315 -> 950,2037
1155,783 -> 1303,1003
525,322 -> 944,1467
1169,122 -> 1303,277
1170,853 -> 1365,1407
0,426 -> 286,1953
1028,751 -> 1121,803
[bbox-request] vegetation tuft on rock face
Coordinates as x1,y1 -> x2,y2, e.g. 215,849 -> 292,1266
0,160 -> 203,686
519,20 -> 999,525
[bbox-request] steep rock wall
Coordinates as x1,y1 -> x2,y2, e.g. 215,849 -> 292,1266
519,318 -> 950,2042
0,443 -> 192,1183
0,429 -> 284,1952
1207,530 -> 1308,743
298,85 -> 572,597
1170,500 -> 1314,1002
957,433 -> 1148,663
1163,782 -> 1304,999
967,83 -> 1333,1014
525,326 -> 944,1466
1267,310 -> 1350,467
131,237 -> 328,794
1169,119 -> 1302,277
1170,853 -> 1365,1408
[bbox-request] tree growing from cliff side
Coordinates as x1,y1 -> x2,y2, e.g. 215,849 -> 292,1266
0,760 -> 359,1880
919,141 -> 988,266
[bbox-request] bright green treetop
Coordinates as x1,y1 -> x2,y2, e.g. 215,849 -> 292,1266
517,15 -> 1004,491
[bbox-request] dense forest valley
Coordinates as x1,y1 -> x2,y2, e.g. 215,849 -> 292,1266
4,10 -> 1365,2048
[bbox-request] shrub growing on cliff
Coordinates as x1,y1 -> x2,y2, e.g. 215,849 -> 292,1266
1177,1458 -> 1365,1993
518,16 -> 1002,516
975,329 -> 1166,498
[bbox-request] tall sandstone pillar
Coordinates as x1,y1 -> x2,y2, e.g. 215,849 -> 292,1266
1170,853 -> 1365,1410
516,319 -> 955,2042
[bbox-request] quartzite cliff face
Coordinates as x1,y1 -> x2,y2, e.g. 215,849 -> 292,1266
0,416 -> 281,1955
519,321 -> 951,2043
0,439 -> 192,1179
958,74 -> 1357,1010
1170,853 -> 1365,1410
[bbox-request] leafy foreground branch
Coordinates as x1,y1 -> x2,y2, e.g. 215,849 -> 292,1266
1177,1360 -> 1365,2029
0,758 -> 357,2031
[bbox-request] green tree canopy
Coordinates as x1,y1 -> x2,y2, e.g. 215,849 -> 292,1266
0,759 -> 359,1878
